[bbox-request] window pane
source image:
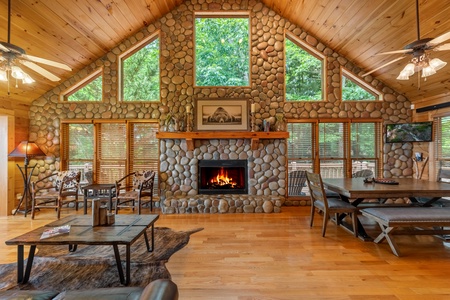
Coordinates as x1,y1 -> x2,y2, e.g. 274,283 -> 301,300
351,123 -> 375,158
351,160 -> 377,178
123,39 -> 160,101
287,123 -> 313,159
320,160 -> 344,178
195,17 -> 249,86
439,116 -> 450,158
98,123 -> 127,183
342,74 -> 376,101
319,123 -> 344,157
68,76 -> 102,101
285,38 -> 322,101
68,124 -> 94,183
131,123 -> 159,195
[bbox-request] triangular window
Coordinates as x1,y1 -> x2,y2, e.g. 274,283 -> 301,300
65,72 -> 102,102
342,69 -> 379,101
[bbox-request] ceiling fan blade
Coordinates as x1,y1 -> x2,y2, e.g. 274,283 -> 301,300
21,54 -> 72,71
20,60 -> 61,81
428,31 -> 450,47
0,43 -> 10,52
375,49 -> 412,56
433,43 -> 450,51
361,57 -> 406,77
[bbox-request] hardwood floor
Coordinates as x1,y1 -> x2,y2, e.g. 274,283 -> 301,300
2,206 -> 450,299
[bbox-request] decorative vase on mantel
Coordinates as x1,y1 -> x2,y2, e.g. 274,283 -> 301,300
274,115 -> 286,132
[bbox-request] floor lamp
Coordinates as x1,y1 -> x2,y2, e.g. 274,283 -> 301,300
8,141 -> 46,216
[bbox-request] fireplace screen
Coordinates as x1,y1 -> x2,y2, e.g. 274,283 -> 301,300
198,160 -> 248,194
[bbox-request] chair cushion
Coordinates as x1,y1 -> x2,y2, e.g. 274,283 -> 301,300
327,198 -> 357,210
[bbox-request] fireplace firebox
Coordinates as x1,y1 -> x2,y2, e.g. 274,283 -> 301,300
198,160 -> 248,194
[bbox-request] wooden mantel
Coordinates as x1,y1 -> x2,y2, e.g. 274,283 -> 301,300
156,131 -> 290,150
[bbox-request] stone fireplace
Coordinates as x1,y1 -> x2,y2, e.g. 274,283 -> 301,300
158,136 -> 287,198
198,159 -> 248,194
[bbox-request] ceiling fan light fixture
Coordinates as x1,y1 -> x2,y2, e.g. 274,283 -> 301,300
429,58 -> 447,71
403,63 -> 416,76
0,69 -> 7,81
421,65 -> 437,77
397,70 -> 411,80
11,66 -> 25,79
23,73 -> 35,84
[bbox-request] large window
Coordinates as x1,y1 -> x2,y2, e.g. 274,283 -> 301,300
287,120 -> 381,196
62,123 -> 94,182
121,37 -> 160,101
195,14 -> 249,86
285,35 -> 323,101
61,121 -> 159,191
435,116 -> 450,171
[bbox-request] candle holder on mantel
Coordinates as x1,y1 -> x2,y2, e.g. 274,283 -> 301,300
250,112 -> 256,132
186,111 -> 192,132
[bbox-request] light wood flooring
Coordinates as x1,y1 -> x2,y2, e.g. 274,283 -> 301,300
2,206 -> 450,299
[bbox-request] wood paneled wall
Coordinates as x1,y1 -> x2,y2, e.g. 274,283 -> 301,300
0,100 -> 30,216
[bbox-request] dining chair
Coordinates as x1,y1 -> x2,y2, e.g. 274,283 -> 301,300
306,171 -> 358,237
31,170 -> 81,219
115,170 -> 156,214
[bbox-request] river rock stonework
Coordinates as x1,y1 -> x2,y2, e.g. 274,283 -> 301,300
28,0 -> 413,212
162,194 -> 284,214
159,138 -> 287,199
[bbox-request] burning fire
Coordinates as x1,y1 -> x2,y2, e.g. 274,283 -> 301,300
210,168 -> 237,187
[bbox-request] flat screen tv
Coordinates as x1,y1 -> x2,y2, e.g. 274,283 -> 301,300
385,122 -> 433,143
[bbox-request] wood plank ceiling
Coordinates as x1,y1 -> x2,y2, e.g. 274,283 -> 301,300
1,0 -> 450,106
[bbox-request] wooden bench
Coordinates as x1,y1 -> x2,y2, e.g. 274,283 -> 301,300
360,207 -> 450,256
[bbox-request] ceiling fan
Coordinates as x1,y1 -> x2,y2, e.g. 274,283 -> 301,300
362,0 -> 450,80
0,0 -> 71,93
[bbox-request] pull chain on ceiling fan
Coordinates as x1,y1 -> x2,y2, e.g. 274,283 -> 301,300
362,0 -> 450,82
0,0 -> 72,95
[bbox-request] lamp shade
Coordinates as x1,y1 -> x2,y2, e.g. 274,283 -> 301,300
429,58 -> 447,71
8,141 -> 46,158
421,65 -> 437,78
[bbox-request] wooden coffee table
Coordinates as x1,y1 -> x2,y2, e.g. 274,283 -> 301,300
5,214 -> 159,285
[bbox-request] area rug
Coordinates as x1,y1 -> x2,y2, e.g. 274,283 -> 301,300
0,227 -> 202,292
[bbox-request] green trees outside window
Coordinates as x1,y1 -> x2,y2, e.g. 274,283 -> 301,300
195,17 -> 249,86
122,38 -> 160,101
68,76 -> 102,102
342,74 -> 376,101
285,38 -> 323,101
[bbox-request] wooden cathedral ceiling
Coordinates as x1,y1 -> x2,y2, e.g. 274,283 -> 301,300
1,0 -> 450,106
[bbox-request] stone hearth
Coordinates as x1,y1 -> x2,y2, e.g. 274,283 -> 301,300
161,194 -> 284,214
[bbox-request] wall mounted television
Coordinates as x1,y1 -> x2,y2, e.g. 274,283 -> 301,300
385,122 -> 433,143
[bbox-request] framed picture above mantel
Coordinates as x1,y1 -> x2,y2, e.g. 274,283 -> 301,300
195,99 -> 249,131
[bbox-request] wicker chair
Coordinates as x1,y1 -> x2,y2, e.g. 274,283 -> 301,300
31,170 -> 81,219
115,170 -> 156,214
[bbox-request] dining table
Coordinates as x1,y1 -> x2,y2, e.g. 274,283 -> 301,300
322,177 -> 450,239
